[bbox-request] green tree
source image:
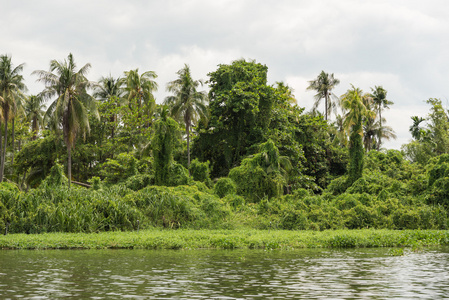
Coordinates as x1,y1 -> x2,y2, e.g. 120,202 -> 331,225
24,95 -> 46,140
121,69 -> 158,123
14,132 -> 61,188
307,71 -> 340,121
341,86 -> 374,185
152,107 -> 182,186
33,53 -> 98,188
164,64 -> 208,169
0,54 -> 26,182
426,98 -> 449,156
93,75 -> 124,139
370,86 -> 393,149
193,59 -> 275,177
402,103 -> 448,165
229,139 -> 290,202
409,116 -> 427,141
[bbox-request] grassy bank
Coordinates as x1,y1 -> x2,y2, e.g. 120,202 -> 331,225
1,229 -> 449,250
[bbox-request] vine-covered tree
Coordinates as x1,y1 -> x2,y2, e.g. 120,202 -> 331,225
341,85 -> 374,185
152,107 -> 186,186
193,59 -> 275,177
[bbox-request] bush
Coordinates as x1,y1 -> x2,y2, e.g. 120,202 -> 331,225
124,174 -> 154,191
327,175 -> 350,195
41,162 -> 68,187
223,194 -> 245,209
189,159 -> 212,187
214,177 -> 237,198
100,153 -> 138,184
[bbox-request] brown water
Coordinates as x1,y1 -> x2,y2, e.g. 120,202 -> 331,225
0,247 -> 448,299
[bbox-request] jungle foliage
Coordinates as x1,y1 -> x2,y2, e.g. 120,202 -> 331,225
0,55 -> 448,233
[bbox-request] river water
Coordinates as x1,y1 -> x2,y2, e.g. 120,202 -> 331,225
0,247 -> 448,299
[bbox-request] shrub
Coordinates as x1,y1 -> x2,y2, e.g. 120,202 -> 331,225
41,162 -> 68,187
124,174 -> 154,191
189,159 -> 212,187
100,153 -> 138,184
223,194 -> 245,209
214,177 -> 237,198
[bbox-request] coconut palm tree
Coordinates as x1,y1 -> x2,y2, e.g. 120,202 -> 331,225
341,85 -> 374,183
341,86 -> 373,134
32,53 -> 98,188
24,95 -> 46,140
121,69 -> 158,123
0,54 -> 27,181
93,75 -> 124,138
164,64 -> 208,169
307,71 -> 340,121
371,86 -> 393,149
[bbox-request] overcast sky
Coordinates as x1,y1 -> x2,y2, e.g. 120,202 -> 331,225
2,0 -> 449,149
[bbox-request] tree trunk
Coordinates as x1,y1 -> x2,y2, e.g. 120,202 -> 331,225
377,109 -> 382,150
11,118 -> 14,166
0,120 -> 3,182
0,114 -> 8,182
32,117 -> 37,141
186,121 -> 190,176
68,144 -> 72,189
325,91 -> 328,121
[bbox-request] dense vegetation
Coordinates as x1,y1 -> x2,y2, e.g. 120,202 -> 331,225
0,54 -> 448,234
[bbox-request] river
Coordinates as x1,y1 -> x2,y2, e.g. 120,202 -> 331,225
1,247 -> 448,299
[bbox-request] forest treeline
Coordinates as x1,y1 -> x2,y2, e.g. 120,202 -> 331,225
0,53 -> 448,233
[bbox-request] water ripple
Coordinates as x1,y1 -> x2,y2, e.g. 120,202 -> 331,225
0,247 -> 448,299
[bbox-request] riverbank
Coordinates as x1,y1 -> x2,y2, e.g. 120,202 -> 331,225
1,229 -> 449,250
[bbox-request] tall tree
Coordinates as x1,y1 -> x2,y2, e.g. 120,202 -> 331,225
370,86 -> 393,149
0,54 -> 26,182
93,75 -> 124,138
164,64 -> 208,169
341,85 -> 374,184
307,71 -> 340,121
24,95 -> 46,140
193,59 -> 276,177
409,116 -> 427,141
32,53 -> 98,188
121,69 -> 158,121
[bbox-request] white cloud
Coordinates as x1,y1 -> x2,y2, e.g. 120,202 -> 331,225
2,0 -> 449,150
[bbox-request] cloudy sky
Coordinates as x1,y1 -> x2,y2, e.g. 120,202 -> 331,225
2,0 -> 449,149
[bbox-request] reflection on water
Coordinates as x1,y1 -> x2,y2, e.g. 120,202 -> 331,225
0,247 -> 448,299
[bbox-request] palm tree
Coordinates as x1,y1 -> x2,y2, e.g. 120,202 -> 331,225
164,64 -> 208,169
24,95 -> 46,140
93,75 -> 124,138
32,53 -> 98,188
377,123 -> 397,146
121,69 -> 158,123
331,114 -> 348,147
0,54 -> 27,182
410,116 -> 426,141
307,71 -> 340,121
341,85 -> 374,183
371,86 -> 393,149
341,86 -> 373,134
